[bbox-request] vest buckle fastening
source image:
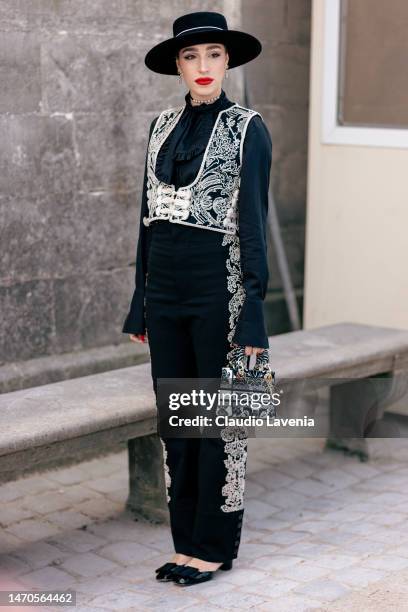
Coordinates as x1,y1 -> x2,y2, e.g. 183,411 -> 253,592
155,183 -> 191,222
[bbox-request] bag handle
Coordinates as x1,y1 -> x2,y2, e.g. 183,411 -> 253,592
228,345 -> 270,373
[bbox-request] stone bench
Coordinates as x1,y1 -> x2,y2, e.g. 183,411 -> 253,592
266,322 -> 408,458
0,364 -> 167,522
0,322 -> 407,524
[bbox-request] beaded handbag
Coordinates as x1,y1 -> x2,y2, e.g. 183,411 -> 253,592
218,346 -> 278,419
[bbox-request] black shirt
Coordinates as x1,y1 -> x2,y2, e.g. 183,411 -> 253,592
122,89 -> 272,348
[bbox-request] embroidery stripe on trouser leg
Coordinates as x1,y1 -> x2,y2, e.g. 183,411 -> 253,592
160,438 -> 171,503
221,233 -> 249,512
220,426 -> 248,512
217,232 -> 249,558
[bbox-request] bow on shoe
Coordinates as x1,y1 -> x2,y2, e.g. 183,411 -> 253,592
155,561 -> 183,581
172,560 -> 233,586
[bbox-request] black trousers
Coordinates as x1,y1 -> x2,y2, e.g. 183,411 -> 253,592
145,220 -> 248,562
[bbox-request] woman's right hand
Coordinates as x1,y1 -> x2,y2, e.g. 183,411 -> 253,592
129,333 -> 148,344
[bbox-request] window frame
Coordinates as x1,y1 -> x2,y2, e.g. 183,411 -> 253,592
322,0 -> 408,149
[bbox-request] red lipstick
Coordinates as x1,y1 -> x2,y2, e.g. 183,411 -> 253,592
195,78 -> 214,85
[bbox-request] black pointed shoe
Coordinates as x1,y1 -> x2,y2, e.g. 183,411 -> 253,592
155,562 -> 186,582
173,560 -> 233,586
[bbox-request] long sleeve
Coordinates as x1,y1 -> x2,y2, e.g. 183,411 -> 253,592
122,117 -> 158,335
232,114 -> 272,349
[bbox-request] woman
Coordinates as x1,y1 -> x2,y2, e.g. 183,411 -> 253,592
122,11 -> 272,586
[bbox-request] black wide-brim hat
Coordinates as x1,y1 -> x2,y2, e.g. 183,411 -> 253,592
144,11 -> 262,75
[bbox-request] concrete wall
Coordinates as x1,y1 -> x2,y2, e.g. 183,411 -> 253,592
0,0 -> 242,366
1,0 -> 312,378
242,0 -> 312,332
304,0 -> 408,330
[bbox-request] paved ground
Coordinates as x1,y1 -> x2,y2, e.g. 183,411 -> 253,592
1,436 -> 408,611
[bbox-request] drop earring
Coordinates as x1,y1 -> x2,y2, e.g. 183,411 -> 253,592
225,64 -> 229,79
178,70 -> 183,84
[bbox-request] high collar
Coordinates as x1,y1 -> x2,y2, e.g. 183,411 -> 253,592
184,88 -> 232,113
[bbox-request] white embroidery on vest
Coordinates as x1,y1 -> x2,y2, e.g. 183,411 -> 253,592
143,104 -> 260,234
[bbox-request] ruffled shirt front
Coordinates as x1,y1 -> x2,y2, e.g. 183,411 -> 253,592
155,89 -> 234,189
122,88 -> 272,348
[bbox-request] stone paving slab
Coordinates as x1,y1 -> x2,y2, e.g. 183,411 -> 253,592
1,437 -> 408,610
313,567 -> 408,611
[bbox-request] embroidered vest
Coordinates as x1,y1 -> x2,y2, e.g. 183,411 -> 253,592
142,103 -> 261,235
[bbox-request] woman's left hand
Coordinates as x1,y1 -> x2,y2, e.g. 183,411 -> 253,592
231,343 -> 265,356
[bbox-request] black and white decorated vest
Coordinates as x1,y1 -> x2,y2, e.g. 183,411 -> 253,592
142,103 -> 261,235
